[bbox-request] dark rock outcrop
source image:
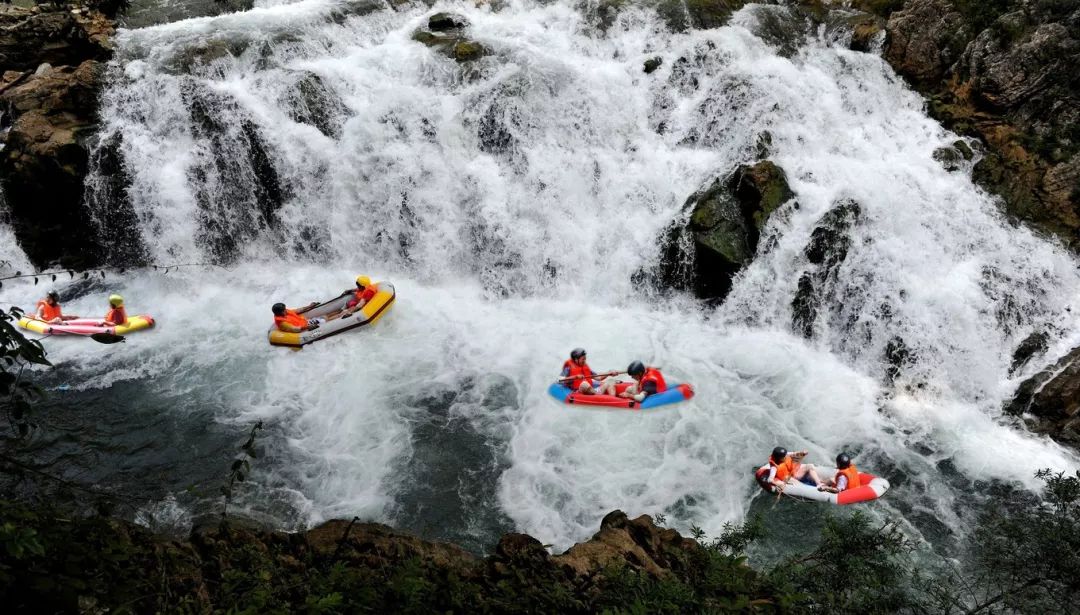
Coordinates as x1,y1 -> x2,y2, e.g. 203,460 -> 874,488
0,5 -> 115,269
790,199 -> 861,338
878,0 -> 1080,250
1005,345 -> 1080,448
0,6 -> 112,71
659,160 -> 794,300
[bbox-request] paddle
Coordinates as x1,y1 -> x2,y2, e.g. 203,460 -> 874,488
556,370 -> 623,384
91,332 -> 125,344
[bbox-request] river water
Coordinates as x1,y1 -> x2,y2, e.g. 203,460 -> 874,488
1,0 -> 1078,556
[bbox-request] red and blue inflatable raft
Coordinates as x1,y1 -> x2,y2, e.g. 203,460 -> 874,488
547,381 -> 694,409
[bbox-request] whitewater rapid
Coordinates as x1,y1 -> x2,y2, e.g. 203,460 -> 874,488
2,0 -> 1079,552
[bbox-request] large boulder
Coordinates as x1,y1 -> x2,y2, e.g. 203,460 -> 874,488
1,61 -> 106,269
658,160 -> 794,300
0,5 -> 115,269
1005,345 -> 1080,448
882,0 -> 970,84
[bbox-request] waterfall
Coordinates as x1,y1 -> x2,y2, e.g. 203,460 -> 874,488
1,0 -> 1076,552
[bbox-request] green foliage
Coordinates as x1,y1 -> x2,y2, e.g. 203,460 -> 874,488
0,307 -> 50,438
776,512 -> 923,614
958,469 -> 1080,614
221,421 -> 263,518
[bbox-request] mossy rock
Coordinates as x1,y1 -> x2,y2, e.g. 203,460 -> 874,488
453,41 -> 489,63
644,57 -> 663,73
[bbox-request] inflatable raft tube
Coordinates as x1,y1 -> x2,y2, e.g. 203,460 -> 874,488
753,467 -> 890,505
547,381 -> 694,410
268,282 -> 395,348
18,315 -> 156,337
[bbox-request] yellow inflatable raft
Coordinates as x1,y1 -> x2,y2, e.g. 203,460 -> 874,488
18,315 -> 156,337
268,282 -> 395,348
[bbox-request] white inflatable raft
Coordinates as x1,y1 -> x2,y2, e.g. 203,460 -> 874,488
754,467 -> 890,505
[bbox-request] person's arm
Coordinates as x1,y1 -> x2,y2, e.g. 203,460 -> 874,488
295,302 -> 320,314
768,467 -> 785,490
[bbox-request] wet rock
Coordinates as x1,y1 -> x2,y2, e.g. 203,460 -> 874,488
804,199 -> 860,268
790,199 -> 861,338
412,12 -> 490,63
682,0 -> 750,31
1009,330 -> 1049,376
643,56 -> 663,73
427,12 -> 467,31
848,11 -> 885,52
1005,345 -> 1080,448
658,160 -> 794,300
286,72 -> 347,139
791,272 -> 817,339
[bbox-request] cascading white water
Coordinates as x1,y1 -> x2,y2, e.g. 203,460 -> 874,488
2,0 -> 1079,552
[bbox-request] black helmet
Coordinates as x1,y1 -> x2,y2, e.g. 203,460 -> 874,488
570,348 -> 586,360
836,453 -> 851,469
47,290 -> 59,302
771,447 -> 788,462
272,302 -> 286,316
627,360 -> 645,377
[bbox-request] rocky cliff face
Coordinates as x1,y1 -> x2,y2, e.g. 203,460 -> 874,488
879,0 -> 1080,250
0,5 -> 114,269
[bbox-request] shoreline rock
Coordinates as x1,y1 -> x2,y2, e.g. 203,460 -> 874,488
1,504 -> 777,613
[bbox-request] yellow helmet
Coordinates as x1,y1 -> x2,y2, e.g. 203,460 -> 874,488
355,275 -> 372,288
108,294 -> 124,307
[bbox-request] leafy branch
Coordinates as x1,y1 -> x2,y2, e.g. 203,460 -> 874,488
221,421 -> 263,520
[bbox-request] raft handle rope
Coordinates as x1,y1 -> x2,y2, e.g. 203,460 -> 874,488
0,261 -> 228,288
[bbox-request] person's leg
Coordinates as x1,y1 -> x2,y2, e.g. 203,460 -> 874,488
600,377 -> 618,396
578,381 -> 596,395
793,464 -> 821,485
618,383 -> 639,399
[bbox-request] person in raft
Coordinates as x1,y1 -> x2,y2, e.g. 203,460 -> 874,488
601,360 -> 666,402
341,275 -> 378,316
103,294 -> 128,327
817,452 -> 860,493
35,291 -> 78,324
558,348 -> 616,394
763,447 -> 823,492
272,302 -> 322,332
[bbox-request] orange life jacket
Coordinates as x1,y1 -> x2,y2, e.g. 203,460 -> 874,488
105,307 -> 127,326
37,300 -> 62,321
274,309 -> 308,331
354,285 -> 377,302
640,367 -> 667,394
833,465 -> 861,491
769,456 -> 798,482
562,359 -> 594,390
